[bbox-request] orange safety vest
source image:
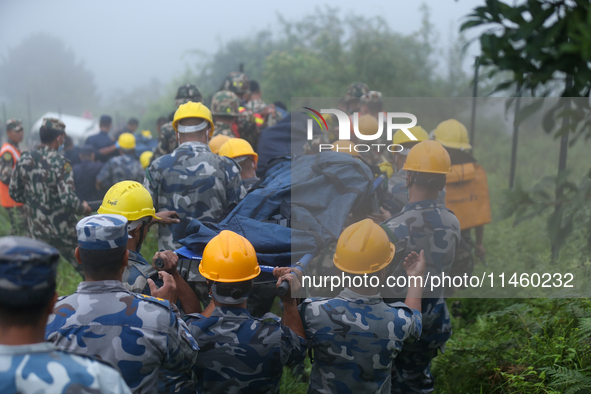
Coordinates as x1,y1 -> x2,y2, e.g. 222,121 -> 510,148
445,162 -> 491,230
0,142 -> 23,208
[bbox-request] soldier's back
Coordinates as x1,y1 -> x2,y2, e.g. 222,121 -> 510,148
10,146 -> 80,240
145,141 -> 244,250
185,306 -> 306,394
46,280 -> 198,394
0,342 -> 131,394
300,290 -> 422,394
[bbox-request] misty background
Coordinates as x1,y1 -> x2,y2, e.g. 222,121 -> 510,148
0,0 -> 486,133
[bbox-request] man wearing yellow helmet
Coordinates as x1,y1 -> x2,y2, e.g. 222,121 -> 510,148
384,126 -> 432,215
144,102 -> 245,251
432,119 -> 490,282
218,138 -> 259,191
381,140 -> 461,393
97,181 -> 200,314
96,132 -> 144,191
183,230 -> 307,393
297,219 -> 425,393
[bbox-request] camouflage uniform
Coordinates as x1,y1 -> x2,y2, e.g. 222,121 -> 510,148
345,82 -> 370,114
211,90 -> 258,147
121,250 -> 159,295
213,121 -> 235,138
245,98 -> 266,113
9,119 -> 86,275
0,343 -> 132,394
46,281 -> 199,394
300,288 -> 422,394
184,306 -> 307,394
144,141 -> 245,251
382,200 -> 460,393
96,152 -> 144,189
220,72 -> 250,99
0,120 -> 26,235
0,236 -> 131,394
152,84 -> 203,163
361,90 -> 383,106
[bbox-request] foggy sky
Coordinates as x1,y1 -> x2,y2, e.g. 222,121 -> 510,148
1,0 -> 485,96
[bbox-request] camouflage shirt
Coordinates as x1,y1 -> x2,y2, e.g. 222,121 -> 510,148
152,122 -> 178,163
45,280 -> 199,394
144,142 -> 245,251
185,306 -> 307,394
245,98 -> 267,113
121,250 -> 158,295
212,121 -> 235,138
382,199 -> 460,351
0,141 -> 19,185
300,289 -> 422,394
0,342 -> 131,394
97,153 -> 144,189
9,145 -> 85,240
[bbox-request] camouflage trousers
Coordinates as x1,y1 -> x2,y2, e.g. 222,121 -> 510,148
6,206 -> 27,236
391,348 -> 439,394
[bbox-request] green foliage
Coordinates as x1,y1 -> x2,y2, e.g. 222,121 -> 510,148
434,298 -> 591,393
0,33 -> 99,121
189,7 -> 470,108
461,0 -> 591,99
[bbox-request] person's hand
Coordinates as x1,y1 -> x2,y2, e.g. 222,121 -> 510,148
154,211 -> 180,226
153,250 -> 179,275
476,243 -> 486,260
368,207 -> 391,224
404,250 -> 426,278
82,201 -> 92,215
273,267 -> 301,301
148,271 -> 178,304
261,104 -> 276,118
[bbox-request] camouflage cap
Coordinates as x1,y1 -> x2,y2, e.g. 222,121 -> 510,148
6,119 -> 23,132
345,83 -> 370,100
42,118 -> 66,133
0,236 -> 60,306
76,214 -> 129,250
221,72 -> 250,95
211,90 -> 240,117
361,90 -> 383,104
175,83 -> 203,107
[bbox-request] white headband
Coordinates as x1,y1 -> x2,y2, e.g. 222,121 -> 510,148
177,122 -> 208,133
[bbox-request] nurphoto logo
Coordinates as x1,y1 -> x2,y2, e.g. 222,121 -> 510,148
303,107 -> 418,153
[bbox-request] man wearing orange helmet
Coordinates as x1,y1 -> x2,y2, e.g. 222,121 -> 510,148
183,230 -> 307,394
299,219 -> 425,393
382,140 -> 461,393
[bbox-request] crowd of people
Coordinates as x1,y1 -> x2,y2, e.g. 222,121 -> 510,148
0,71 -> 491,394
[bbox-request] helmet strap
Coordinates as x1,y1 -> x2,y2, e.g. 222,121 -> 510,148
134,221 -> 150,253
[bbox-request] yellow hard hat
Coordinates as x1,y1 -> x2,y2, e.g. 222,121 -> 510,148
200,230 -> 261,282
433,119 -> 472,150
219,138 -> 258,164
331,140 -> 360,156
139,151 -> 153,169
392,126 -> 429,145
172,101 -> 215,138
118,133 -> 136,150
357,114 -> 379,136
403,140 -> 452,174
98,181 -> 160,221
209,135 -> 232,154
333,219 -> 395,274
141,130 -> 153,139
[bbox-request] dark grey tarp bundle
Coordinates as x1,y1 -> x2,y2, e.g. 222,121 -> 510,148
180,151 -> 374,267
